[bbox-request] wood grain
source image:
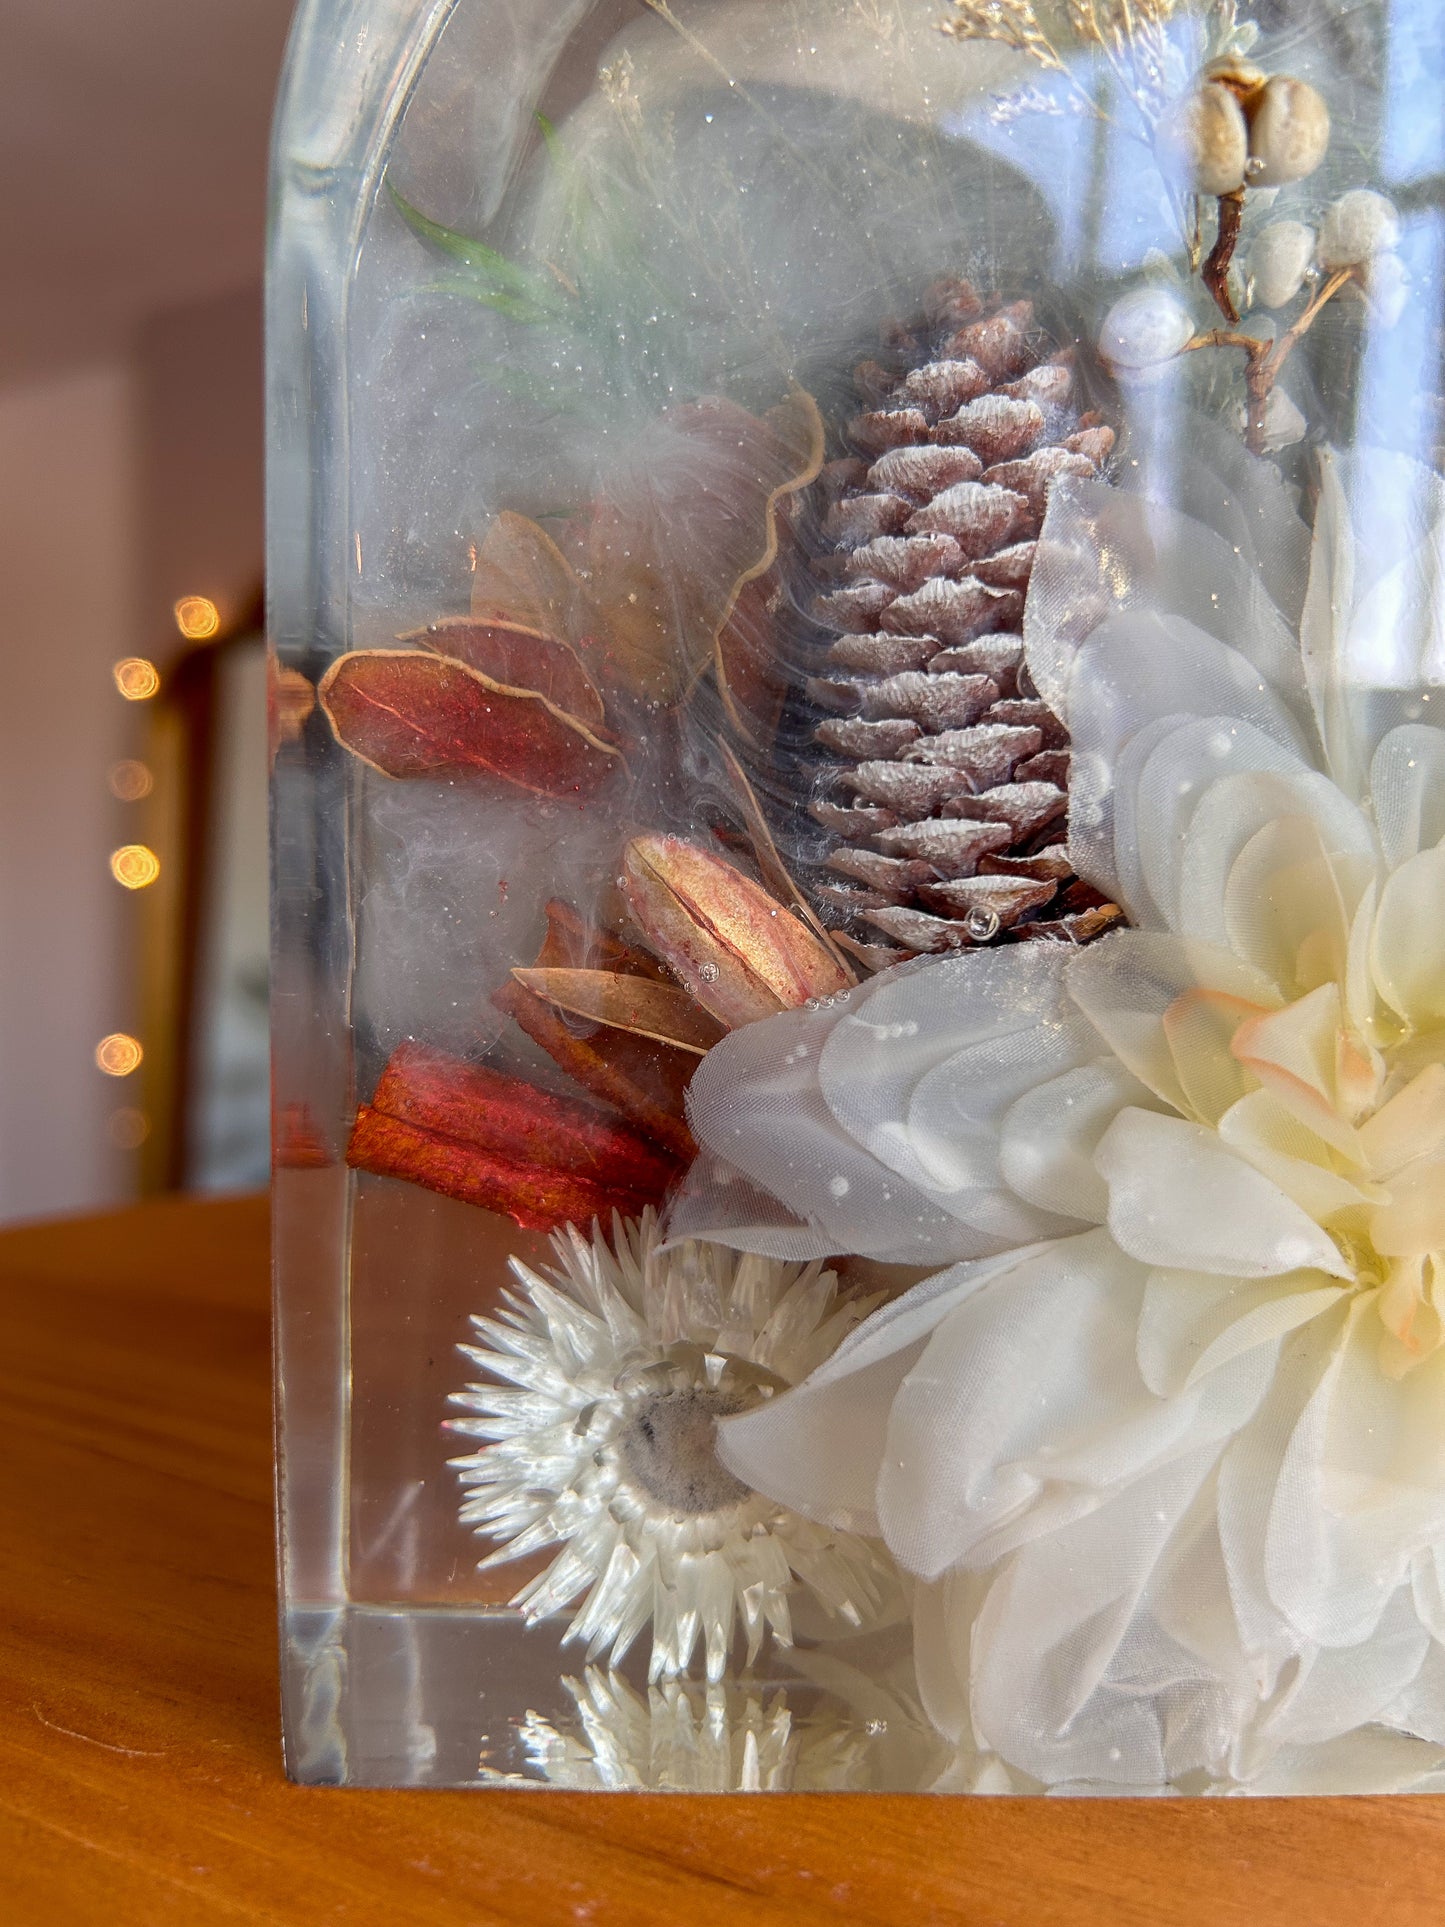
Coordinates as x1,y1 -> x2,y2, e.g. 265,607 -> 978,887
2,1192 -> 1445,1924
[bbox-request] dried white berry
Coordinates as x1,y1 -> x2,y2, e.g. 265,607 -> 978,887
1248,220 -> 1316,308
1318,189 -> 1401,268
1244,76 -> 1330,187
1099,288 -> 1194,375
1157,82 -> 1248,196
1363,250 -> 1409,328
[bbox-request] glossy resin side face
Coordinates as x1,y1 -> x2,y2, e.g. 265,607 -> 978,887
270,0 -> 1445,1792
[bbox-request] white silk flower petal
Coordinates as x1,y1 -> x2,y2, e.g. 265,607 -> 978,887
876,1230 -> 1269,1585
818,944 -> 1092,1253
1065,929 -> 1281,1118
1370,724 -> 1445,869
1094,1108 -> 1352,1279
1137,1267 -> 1349,1399
1371,846 -> 1445,1028
967,1446 -> 1233,1786
1132,717 -> 1315,934
716,1245 -> 1051,1535
1255,1586 -> 1430,1751
681,988 -> 1016,1264
999,1058 -> 1154,1223
1177,771 -> 1376,956
1265,1300 -> 1445,1647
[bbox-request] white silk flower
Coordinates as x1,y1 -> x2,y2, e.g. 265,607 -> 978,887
670,441 -> 1445,1793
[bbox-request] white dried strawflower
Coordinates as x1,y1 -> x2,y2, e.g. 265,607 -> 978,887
1318,189 -> 1401,269
449,1210 -> 899,1682
503,1670 -> 871,1792
1099,287 -> 1195,377
1244,75 -> 1330,187
1247,220 -> 1316,309
1157,82 -> 1248,197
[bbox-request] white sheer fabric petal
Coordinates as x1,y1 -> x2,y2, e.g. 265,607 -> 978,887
968,1448 -> 1236,1786
1176,772 -> 1376,956
1381,1635 -> 1445,1746
1094,1108 -> 1352,1280
716,1245 -> 1048,1534
1064,612 -> 1311,910
1371,846 -> 1445,1028
820,945 -> 1093,1246
878,1232 -> 1274,1586
999,1059 -> 1152,1222
1026,473 -> 1307,730
1370,724 -> 1445,869
1255,1588 -> 1431,1752
1064,929 -> 1281,1118
1413,1546 -> 1445,1646
1131,718 -> 1312,932
682,947 -> 1092,1262
1224,1728 -> 1445,1794
681,991 -> 1024,1263
1301,447 -> 1445,800
1265,1302 -> 1445,1647
1136,1267 -> 1349,1399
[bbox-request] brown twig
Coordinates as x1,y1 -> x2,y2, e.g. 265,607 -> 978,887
1182,265 -> 1359,453
1202,191 -> 1246,321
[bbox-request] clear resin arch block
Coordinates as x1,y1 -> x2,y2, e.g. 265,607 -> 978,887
270,0 -> 1445,1791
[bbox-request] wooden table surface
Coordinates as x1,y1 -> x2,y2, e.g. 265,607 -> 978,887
3,1192 -> 1445,1924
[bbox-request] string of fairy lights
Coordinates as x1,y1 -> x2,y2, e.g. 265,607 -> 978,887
97,594 -> 222,1156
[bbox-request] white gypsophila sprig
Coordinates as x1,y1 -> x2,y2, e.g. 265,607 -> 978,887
448,1210 -> 899,1682
942,0 -> 1225,136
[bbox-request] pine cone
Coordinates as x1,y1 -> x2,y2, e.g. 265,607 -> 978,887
793,278 -> 1125,965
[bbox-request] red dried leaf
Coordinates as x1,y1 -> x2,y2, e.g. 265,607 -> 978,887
492,900 -> 699,1162
511,967 -> 725,1055
494,979 -> 698,1164
318,648 -> 624,797
533,897 -> 663,979
405,616 -> 607,731
347,1042 -> 681,1231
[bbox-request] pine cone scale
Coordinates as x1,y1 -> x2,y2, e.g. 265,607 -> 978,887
794,278 -> 1123,958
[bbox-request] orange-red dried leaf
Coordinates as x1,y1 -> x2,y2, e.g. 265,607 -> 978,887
268,658 -> 316,767
405,616 -> 607,730
533,898 -> 665,980
511,967 -> 725,1055
494,978 -> 697,1164
347,1042 -> 680,1231
318,648 -> 623,797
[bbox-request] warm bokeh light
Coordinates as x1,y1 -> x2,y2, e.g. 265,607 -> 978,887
174,594 -> 220,640
110,844 -> 161,890
108,1107 -> 151,1150
113,657 -> 161,700
108,759 -> 154,802
95,1033 -> 144,1077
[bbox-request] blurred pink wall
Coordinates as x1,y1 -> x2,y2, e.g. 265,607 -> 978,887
0,363 -> 139,1219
